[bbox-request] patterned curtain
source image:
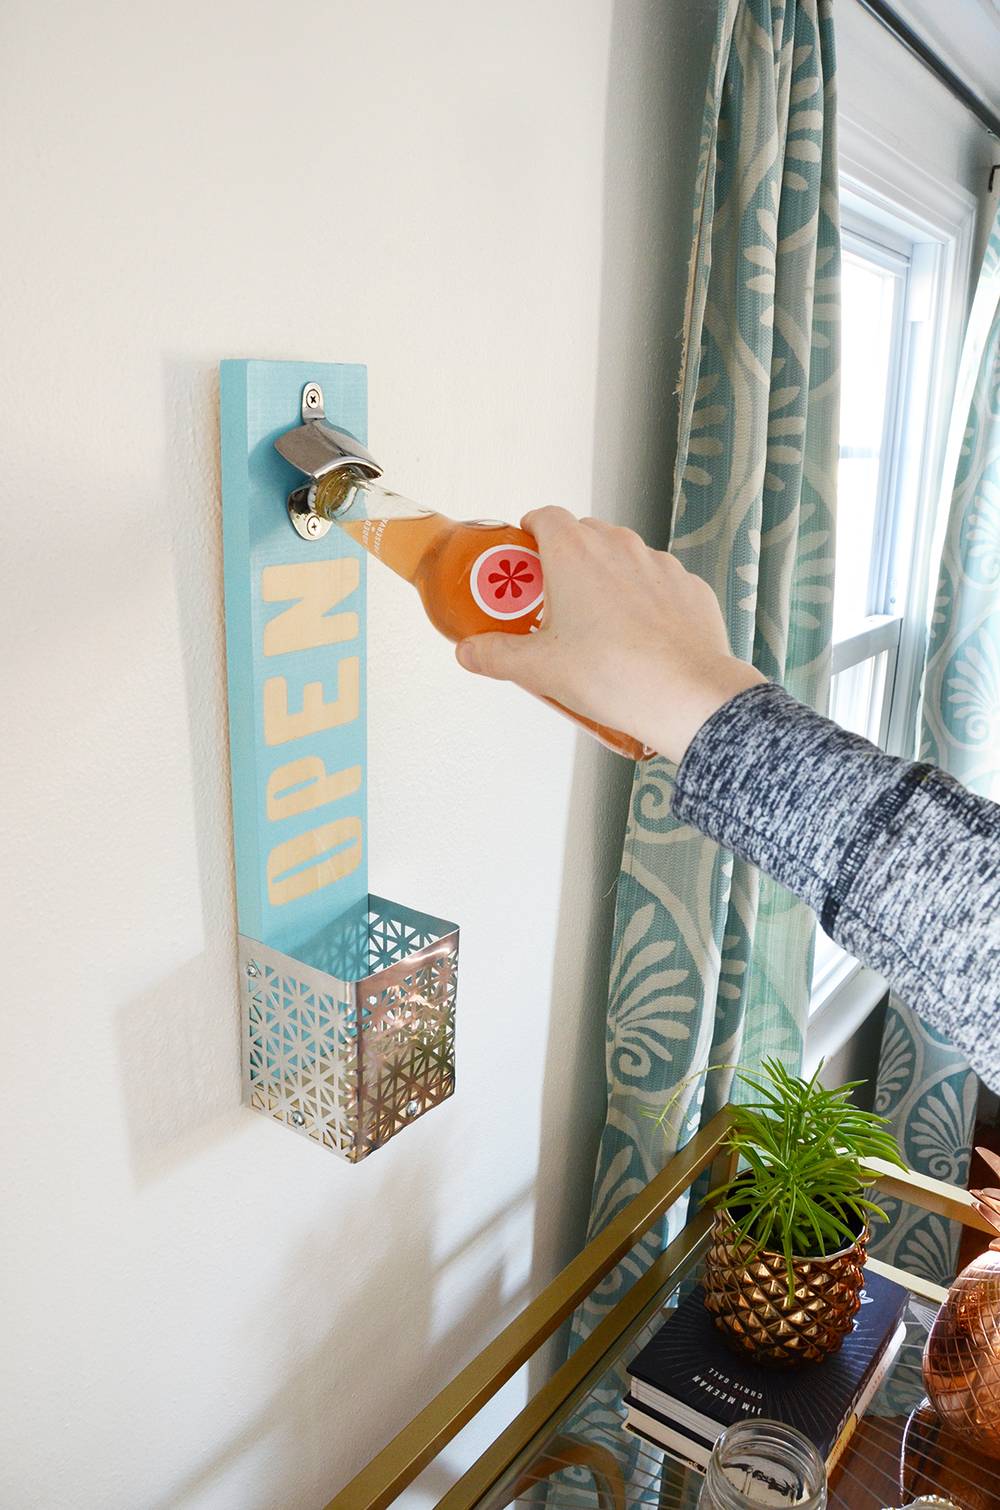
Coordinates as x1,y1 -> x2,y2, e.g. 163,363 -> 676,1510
573,0 -> 841,1353
871,200 -> 1000,1286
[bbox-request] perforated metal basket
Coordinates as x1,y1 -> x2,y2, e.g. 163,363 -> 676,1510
239,895 -> 458,1162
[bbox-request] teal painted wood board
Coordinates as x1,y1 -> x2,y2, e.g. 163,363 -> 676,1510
220,359 -> 368,965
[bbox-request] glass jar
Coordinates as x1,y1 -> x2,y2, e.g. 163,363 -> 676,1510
697,1420 -> 827,1509
892,1500 -> 961,1509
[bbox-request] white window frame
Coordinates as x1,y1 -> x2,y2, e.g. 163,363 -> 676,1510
804,114 -> 976,1076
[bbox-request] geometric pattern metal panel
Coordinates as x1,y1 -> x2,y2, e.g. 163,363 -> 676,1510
239,894 -> 458,1162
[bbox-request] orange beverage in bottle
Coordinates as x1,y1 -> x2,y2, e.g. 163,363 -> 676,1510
308,471 -> 654,762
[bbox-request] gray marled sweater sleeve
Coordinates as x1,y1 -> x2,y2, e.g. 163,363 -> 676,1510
671,680 -> 1000,1091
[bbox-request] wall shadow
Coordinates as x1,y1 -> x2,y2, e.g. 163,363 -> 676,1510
115,951 -> 244,1183
111,0 -> 721,1476
526,0 -> 718,1391
144,1178 -> 536,1509
114,359 -> 242,1186
107,356 -> 543,1504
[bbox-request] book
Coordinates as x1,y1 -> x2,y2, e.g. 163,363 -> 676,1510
624,1320 -> 906,1473
825,1321 -> 907,1475
624,1268 -> 909,1466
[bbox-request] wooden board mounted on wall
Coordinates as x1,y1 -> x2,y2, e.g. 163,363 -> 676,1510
220,360 -> 457,1161
220,358 -> 369,962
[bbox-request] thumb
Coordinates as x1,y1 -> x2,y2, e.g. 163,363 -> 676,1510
455,632 -> 544,689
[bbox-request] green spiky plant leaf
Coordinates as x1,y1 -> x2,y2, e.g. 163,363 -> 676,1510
656,1058 -> 906,1297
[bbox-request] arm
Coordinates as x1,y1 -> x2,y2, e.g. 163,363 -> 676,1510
671,681 -> 1000,1089
455,507 -> 1000,1091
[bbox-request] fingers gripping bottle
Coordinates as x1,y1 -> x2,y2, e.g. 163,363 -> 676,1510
275,403 -> 653,762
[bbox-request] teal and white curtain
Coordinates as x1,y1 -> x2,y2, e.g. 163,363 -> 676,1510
872,200 -> 1000,1285
573,0 -> 841,1353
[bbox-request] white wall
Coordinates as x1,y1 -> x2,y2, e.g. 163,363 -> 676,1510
4,3 -> 996,1506
0,3 -> 713,1506
836,1 -> 998,271
893,0 -> 1000,124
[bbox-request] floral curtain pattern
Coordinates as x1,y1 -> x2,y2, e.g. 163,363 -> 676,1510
570,0 -> 841,1364
871,200 -> 1000,1286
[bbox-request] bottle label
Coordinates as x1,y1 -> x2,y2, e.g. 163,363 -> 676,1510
469,545 -> 544,621
356,518 -> 389,559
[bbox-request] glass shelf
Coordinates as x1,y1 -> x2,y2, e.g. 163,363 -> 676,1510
329,1107 -> 1000,1510
469,1262 -> 968,1510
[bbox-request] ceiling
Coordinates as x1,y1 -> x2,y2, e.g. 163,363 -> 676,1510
888,0 -> 1000,121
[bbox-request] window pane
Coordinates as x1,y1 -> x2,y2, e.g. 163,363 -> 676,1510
829,650 -> 890,744
835,252 -> 901,634
811,651 -> 889,1010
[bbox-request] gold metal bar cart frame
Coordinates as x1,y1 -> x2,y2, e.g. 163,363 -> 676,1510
328,1104 -> 993,1510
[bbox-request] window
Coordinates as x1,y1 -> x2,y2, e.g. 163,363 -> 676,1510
809,193 -> 953,1012
798,120 -> 975,1070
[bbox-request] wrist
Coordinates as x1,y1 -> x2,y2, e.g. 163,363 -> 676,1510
664,660 -> 767,765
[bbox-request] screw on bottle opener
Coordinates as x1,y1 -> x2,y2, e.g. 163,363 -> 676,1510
274,383 -> 384,541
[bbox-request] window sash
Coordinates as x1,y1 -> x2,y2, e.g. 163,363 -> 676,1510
839,226 -> 913,631
806,117 -> 976,1036
831,613 -> 903,674
810,233 -> 913,1016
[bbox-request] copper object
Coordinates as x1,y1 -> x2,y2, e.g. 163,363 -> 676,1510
922,1246 -> 1000,1458
702,1207 -> 868,1367
920,1149 -> 1000,1459
900,1397 -> 1000,1509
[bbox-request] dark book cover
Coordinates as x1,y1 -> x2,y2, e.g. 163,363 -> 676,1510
627,1269 -> 908,1460
623,1399 -> 713,1472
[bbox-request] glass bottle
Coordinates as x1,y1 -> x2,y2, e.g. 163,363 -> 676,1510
299,468 -> 655,763
697,1420 -> 827,1509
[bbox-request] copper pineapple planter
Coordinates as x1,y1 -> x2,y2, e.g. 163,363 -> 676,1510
703,1207 -> 868,1367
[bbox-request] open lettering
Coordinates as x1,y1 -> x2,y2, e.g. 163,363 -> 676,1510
261,559 -> 364,906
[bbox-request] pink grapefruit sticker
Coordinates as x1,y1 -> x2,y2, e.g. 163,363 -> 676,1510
470,545 -> 544,621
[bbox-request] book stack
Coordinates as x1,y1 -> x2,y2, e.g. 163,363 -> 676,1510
624,1268 -> 909,1476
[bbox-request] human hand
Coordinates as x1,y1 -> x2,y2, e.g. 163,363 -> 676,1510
455,507 -> 765,765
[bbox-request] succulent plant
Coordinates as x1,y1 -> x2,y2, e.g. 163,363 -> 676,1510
656,1058 -> 906,1296
707,1059 -> 907,1295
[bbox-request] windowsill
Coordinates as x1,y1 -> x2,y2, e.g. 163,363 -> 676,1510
803,965 -> 888,1077
810,947 -> 862,1010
